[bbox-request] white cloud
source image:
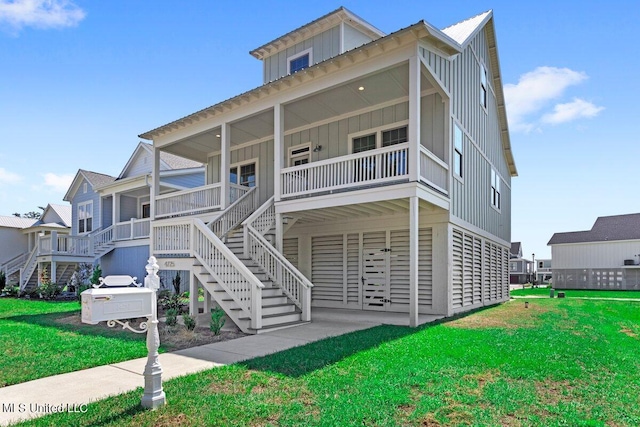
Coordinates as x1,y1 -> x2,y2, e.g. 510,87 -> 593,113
0,167 -> 22,183
43,172 -> 73,192
0,0 -> 85,31
504,66 -> 592,133
542,98 -> 604,124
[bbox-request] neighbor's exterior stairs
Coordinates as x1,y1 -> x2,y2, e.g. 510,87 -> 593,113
192,228 -> 306,334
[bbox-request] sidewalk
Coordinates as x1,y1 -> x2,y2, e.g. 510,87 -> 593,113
0,309 -> 442,426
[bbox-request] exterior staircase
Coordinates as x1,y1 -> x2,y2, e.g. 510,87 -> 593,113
152,188 -> 313,334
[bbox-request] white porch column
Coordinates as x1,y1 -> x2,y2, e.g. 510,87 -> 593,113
203,287 -> 212,314
408,55 -> 421,182
275,212 -> 283,252
409,196 -> 419,327
274,103 -> 284,202
150,146 -> 160,257
189,273 -> 197,316
112,193 -> 120,227
51,261 -> 57,284
220,123 -> 230,209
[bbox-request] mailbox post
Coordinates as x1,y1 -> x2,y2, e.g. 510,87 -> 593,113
80,257 -> 166,409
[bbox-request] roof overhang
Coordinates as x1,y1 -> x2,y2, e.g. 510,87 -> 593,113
250,7 -> 385,60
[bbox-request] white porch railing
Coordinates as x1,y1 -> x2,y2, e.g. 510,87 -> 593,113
419,146 -> 449,194
155,183 -> 222,219
153,218 -> 264,329
1,251 -> 28,277
281,143 -> 410,198
114,218 -> 151,241
39,234 -> 91,256
19,247 -> 38,291
243,197 -> 313,321
208,186 -> 257,240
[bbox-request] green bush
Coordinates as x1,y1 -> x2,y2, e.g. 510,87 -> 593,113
182,313 -> 196,331
210,307 -> 226,335
165,308 -> 178,327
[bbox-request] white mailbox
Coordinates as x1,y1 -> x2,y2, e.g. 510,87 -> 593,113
81,286 -> 154,325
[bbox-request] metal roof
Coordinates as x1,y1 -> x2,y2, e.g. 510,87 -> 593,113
548,213 -> 640,245
441,10 -> 492,45
0,216 -> 38,229
46,203 -> 72,227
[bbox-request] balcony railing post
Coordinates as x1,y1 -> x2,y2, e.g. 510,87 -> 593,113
130,218 -> 135,240
51,232 -> 58,253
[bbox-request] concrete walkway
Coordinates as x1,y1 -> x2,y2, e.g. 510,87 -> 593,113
0,309 -> 442,426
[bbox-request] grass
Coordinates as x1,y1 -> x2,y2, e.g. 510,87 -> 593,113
0,298 -> 151,387
15,295 -> 640,426
511,287 -> 640,299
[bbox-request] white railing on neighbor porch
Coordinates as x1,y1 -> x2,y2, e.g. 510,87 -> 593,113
153,218 -> 264,329
39,234 -> 92,256
281,143 -> 410,198
1,252 -> 29,277
243,197 -> 313,320
19,247 -> 38,291
208,186 -> 257,240
419,146 -> 449,194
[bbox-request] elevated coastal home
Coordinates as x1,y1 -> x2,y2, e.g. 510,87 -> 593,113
1,204 -> 71,288
140,7 -> 517,333
536,259 -> 552,284
7,142 -> 203,293
548,213 -> 640,290
509,241 -> 533,284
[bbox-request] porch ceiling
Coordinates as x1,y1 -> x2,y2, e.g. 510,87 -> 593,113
286,198 -> 438,224
159,62 -> 433,163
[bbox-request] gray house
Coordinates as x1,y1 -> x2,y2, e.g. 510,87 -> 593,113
548,213 -> 640,290
138,7 -> 517,333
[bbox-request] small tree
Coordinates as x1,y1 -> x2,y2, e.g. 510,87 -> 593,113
210,307 -> 226,335
90,265 -> 102,287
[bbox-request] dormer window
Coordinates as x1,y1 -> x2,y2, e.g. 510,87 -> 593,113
288,49 -> 312,74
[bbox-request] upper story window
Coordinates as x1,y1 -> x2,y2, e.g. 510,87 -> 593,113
480,64 -> 488,108
141,203 -> 151,219
352,133 -> 376,153
453,124 -> 463,178
78,201 -> 93,234
288,48 -> 312,74
382,126 -> 408,147
82,183 -> 88,194
491,168 -> 501,210
289,144 -> 310,166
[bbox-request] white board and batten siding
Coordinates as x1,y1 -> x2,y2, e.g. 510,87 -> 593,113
262,23 -> 378,84
420,27 -> 511,243
552,240 -> 640,269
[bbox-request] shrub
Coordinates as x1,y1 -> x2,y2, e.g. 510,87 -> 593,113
165,308 -> 178,327
90,265 -> 102,287
210,307 -> 226,335
182,313 -> 196,331
0,270 -> 6,290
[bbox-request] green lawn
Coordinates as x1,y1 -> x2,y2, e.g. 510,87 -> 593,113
511,287 -> 640,299
0,298 -> 150,387
16,296 -> 640,426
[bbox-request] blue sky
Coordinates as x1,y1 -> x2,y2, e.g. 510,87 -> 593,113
1,0 -> 638,259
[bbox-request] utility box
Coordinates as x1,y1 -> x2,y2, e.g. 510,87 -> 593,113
81,287 -> 154,325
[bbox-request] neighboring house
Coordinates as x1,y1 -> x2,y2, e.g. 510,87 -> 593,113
6,142 -> 204,292
138,7 -> 517,334
548,213 -> 640,290
0,204 -> 72,287
509,241 -> 533,284
536,259 -> 552,284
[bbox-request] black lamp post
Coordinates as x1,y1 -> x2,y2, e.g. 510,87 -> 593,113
532,253 -> 535,287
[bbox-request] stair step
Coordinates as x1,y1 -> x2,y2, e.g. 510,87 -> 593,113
239,311 -> 302,327
250,320 -> 310,334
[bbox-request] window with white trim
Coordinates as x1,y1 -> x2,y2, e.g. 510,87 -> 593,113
78,201 -> 93,234
230,162 -> 257,187
453,124 -> 463,178
491,168 -> 501,210
289,144 -> 310,166
382,126 -> 408,147
480,63 -> 488,108
288,49 -> 312,74
141,202 -> 150,219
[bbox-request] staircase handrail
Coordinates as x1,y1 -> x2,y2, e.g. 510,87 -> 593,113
243,198 -> 313,319
19,247 -> 38,291
92,225 -> 114,254
207,186 -> 257,240
1,251 -> 29,276
153,218 -> 264,329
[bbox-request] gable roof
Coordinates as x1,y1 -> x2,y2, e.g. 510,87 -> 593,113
250,6 -> 385,60
510,242 -> 522,256
548,213 -> 640,245
118,142 -> 203,179
63,169 -> 117,202
441,10 -> 492,45
42,203 -> 72,227
0,216 -> 39,229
